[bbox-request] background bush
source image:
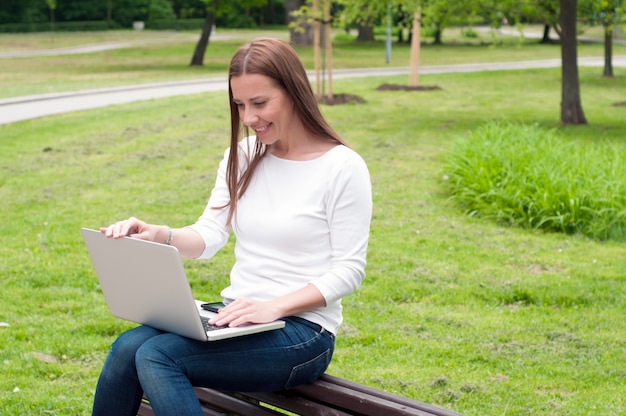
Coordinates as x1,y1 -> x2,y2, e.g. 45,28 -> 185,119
444,121 -> 626,241
0,0 -> 285,32
0,20 -> 112,32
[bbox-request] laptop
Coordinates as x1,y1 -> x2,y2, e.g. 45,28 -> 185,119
80,227 -> 285,341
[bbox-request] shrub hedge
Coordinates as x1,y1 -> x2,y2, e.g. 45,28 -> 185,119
444,121 -> 626,241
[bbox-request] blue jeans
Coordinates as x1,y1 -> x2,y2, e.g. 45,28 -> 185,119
91,317 -> 334,416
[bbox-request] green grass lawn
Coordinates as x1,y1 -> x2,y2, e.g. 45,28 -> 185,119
1,29 -> 625,415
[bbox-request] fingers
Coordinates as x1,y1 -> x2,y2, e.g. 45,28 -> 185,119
209,301 -> 243,327
209,299 -> 276,328
100,217 -> 144,239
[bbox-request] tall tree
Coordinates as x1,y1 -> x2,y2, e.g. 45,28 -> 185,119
190,0 -> 219,66
45,0 -> 57,32
592,0 -> 626,77
286,0 -> 313,46
106,0 -> 112,27
419,0 -> 477,44
560,0 -> 587,124
336,0 -> 388,42
512,0 -> 560,42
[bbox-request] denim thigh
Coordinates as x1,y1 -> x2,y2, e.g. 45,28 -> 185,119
136,316 -> 335,392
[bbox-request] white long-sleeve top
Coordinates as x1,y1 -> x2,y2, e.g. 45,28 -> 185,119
188,136 -> 372,334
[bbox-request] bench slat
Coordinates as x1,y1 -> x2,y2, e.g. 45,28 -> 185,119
246,391 -> 353,416
288,380 -> 434,416
193,388 -> 283,416
307,375 -> 461,416
138,401 -> 218,416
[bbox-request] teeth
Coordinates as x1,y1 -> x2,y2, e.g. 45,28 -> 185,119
255,125 -> 269,132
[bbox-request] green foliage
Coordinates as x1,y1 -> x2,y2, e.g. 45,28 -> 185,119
0,0 -> 281,31
444,122 -> 626,241
461,27 -> 479,38
287,3 -> 316,34
0,20 -> 111,33
109,0 -> 150,28
148,0 -> 177,22
145,18 -> 204,30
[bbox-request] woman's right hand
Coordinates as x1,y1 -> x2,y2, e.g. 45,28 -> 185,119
100,217 -> 160,242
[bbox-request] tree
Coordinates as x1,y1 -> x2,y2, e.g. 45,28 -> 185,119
516,0 -> 560,42
45,0 -> 57,32
148,0 -> 177,22
190,0 -> 219,66
109,0 -> 150,28
339,1 -> 387,42
189,0 -> 273,66
418,0 -> 474,44
560,0 -> 587,124
286,0 -> 313,46
511,0 -> 587,124
590,0 -> 626,77
106,0 -> 112,26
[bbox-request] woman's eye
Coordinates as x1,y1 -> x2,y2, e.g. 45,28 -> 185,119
254,101 -> 266,107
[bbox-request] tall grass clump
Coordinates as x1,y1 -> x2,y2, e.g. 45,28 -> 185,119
444,121 -> 626,241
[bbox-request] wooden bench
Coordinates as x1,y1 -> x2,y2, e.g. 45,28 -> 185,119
137,373 -> 463,416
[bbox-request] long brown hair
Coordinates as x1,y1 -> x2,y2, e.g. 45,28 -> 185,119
222,38 -> 347,226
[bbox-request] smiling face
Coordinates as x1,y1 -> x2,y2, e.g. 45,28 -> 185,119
230,73 -> 300,149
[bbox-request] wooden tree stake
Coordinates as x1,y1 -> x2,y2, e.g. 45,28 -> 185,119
324,0 -> 333,100
409,7 -> 421,87
313,0 -> 321,96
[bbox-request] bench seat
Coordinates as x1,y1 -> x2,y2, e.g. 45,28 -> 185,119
137,373 -> 462,416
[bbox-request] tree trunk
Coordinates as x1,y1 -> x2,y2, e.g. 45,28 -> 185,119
603,28 -> 613,77
433,24 -> 442,45
559,0 -> 587,125
49,8 -> 55,33
190,1 -> 217,67
357,22 -> 374,41
540,24 -> 551,43
286,0 -> 313,47
107,0 -> 112,27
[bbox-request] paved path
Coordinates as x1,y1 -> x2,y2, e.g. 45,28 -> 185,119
0,40 -> 153,58
0,32 -> 240,58
2,56 -> 625,125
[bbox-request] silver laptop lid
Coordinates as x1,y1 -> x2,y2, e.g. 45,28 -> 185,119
81,227 -> 285,341
81,227 -> 209,341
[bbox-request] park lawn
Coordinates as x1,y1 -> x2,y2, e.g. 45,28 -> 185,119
1,34 -> 626,415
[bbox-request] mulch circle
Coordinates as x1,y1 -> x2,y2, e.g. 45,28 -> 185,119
376,83 -> 442,91
317,93 -> 366,105
316,84 -> 444,106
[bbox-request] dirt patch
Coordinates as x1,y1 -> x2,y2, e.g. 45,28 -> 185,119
317,93 -> 366,105
316,84 -> 443,105
377,83 -> 442,91
612,101 -> 626,107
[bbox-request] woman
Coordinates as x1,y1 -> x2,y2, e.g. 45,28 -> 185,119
92,38 -> 372,416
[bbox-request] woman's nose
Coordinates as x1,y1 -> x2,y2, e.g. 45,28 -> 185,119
242,108 -> 258,125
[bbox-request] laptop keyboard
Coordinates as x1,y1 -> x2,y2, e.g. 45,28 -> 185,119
201,316 -> 228,332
